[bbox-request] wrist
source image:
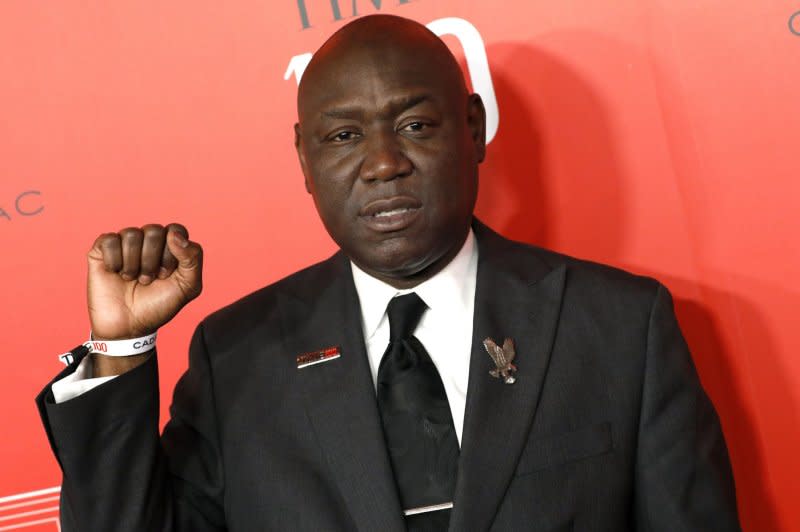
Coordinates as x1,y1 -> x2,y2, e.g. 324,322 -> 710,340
91,351 -> 151,377
85,331 -> 157,357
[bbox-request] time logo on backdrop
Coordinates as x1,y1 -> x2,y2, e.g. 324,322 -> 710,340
296,0 -> 413,30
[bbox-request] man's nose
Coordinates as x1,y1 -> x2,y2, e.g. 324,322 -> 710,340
359,131 -> 413,182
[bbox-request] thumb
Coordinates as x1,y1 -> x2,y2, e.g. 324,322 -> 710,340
165,230 -> 203,293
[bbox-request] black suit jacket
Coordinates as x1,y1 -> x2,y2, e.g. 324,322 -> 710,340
37,221 -> 740,531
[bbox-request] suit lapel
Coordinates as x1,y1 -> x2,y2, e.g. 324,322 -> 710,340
278,254 -> 405,532
450,223 -> 567,531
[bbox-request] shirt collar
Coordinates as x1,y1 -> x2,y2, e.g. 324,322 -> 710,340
350,229 -> 478,341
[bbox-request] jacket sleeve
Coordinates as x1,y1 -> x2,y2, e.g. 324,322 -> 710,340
634,284 -> 741,531
36,323 -> 227,531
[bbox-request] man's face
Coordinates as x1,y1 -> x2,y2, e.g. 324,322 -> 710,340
295,43 -> 486,287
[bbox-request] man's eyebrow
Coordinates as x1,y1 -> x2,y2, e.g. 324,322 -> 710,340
388,94 -> 433,115
322,107 -> 363,120
321,94 -> 434,120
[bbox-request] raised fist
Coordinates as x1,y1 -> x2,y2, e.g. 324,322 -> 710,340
87,223 -> 203,341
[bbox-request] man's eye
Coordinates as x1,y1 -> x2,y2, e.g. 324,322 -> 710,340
402,122 -> 426,132
329,131 -> 357,142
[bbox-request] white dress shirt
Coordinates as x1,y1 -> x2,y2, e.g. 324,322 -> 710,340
53,229 -> 479,442
350,229 -> 478,445
51,356 -> 115,402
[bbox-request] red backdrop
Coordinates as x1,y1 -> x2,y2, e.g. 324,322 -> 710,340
2,1 -> 798,530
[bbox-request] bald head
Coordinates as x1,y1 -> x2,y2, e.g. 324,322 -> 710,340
298,15 -> 469,120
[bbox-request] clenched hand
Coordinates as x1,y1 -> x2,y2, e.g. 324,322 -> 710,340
86,223 -> 202,374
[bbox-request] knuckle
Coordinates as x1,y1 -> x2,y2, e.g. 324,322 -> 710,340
96,232 -> 117,247
142,223 -> 165,239
166,222 -> 189,237
120,228 -> 143,242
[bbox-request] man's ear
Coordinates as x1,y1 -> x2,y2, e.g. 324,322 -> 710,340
467,93 -> 487,163
294,123 -> 312,193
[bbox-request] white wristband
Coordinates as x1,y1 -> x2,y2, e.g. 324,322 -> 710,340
84,332 -> 157,357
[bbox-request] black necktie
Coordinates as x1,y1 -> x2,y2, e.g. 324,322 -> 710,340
377,293 -> 459,531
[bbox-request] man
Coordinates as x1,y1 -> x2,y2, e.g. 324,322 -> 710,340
37,14 -> 740,531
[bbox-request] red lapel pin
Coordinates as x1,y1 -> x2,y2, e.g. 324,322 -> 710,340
296,346 -> 341,369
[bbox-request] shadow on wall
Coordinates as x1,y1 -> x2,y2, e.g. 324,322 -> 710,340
475,40 -> 792,531
475,41 -> 625,256
654,276 -> 789,532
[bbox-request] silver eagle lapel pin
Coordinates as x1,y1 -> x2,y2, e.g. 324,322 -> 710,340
482,337 -> 517,384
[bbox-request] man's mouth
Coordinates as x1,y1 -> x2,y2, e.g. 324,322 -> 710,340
373,207 -> 414,218
360,196 -> 422,216
359,197 -> 422,232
